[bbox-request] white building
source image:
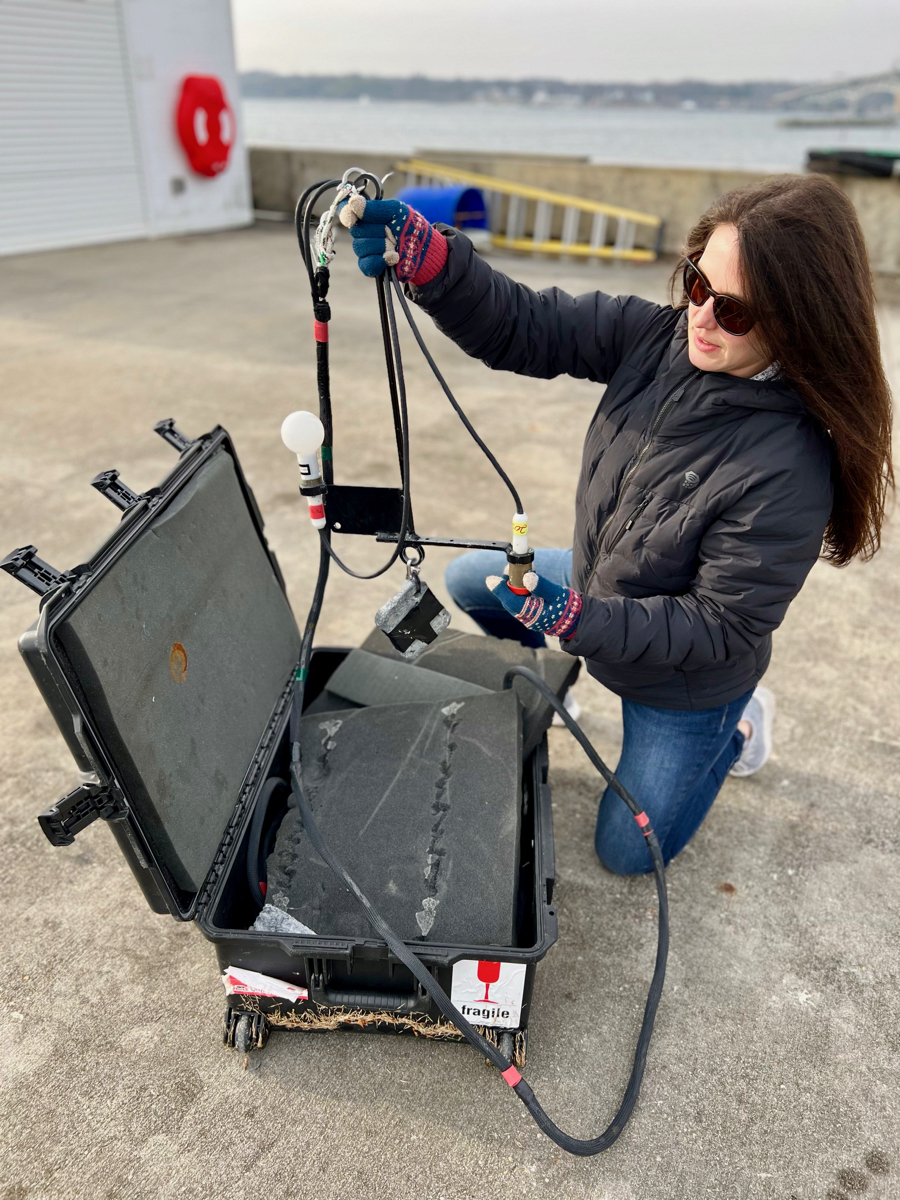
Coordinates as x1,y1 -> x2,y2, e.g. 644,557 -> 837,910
0,0 -> 252,257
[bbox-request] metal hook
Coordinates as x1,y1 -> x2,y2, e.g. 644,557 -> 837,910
399,543 -> 425,576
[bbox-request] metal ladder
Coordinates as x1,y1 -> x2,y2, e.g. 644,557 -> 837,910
395,157 -> 664,262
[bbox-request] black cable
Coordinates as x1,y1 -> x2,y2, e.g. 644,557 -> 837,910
294,181 -> 327,271
389,273 -> 524,515
300,177 -> 524,584
288,176 -> 669,1154
290,534 -> 331,748
377,266 -> 407,474
288,641 -> 668,1156
298,178 -> 414,581
299,181 -> 340,487
299,179 -> 340,296
245,775 -> 289,907
314,274 -> 413,580
499,667 -> 669,1154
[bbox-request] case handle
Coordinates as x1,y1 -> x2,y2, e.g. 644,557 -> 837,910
38,782 -> 125,847
153,418 -> 195,453
0,546 -> 67,596
317,987 -> 424,1013
90,470 -> 144,513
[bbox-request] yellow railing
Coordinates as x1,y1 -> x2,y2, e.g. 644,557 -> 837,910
395,158 -> 664,263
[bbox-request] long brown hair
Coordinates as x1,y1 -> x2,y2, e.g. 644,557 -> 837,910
672,174 -> 893,565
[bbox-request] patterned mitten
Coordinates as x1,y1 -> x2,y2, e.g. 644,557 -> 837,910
339,196 -> 448,283
485,571 -> 583,639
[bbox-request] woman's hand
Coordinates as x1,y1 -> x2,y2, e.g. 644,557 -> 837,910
338,196 -> 448,284
486,571 -> 583,639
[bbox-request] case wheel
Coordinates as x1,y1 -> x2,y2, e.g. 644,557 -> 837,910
223,1006 -> 238,1048
250,1012 -> 269,1050
227,1010 -> 268,1055
234,1013 -> 253,1055
514,1028 -> 527,1070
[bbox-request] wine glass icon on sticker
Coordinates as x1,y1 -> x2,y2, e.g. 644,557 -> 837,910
477,960 -> 501,1004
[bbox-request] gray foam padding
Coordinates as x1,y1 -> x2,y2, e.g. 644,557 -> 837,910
267,691 -> 522,947
57,449 -> 301,894
361,627 -> 580,756
326,648 -> 490,708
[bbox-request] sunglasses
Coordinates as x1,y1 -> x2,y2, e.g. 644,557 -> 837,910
682,254 -> 756,337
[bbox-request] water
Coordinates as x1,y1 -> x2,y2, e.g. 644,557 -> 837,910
241,98 -> 900,173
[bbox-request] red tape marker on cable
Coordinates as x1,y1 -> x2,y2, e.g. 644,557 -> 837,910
501,1065 -> 522,1087
635,811 -> 650,828
314,320 -> 329,343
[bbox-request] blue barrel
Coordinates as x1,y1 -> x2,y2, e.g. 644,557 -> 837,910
395,185 -> 487,229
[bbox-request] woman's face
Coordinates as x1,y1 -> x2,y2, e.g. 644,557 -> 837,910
687,223 -> 771,378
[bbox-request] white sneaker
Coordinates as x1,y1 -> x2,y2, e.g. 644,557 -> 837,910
552,689 -> 582,727
729,685 -> 775,777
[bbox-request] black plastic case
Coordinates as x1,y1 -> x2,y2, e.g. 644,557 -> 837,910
5,423 -> 559,1063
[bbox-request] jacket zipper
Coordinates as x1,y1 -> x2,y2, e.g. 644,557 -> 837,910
606,495 -> 652,554
586,373 -> 697,583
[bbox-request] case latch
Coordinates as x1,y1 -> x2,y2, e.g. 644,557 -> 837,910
153,418 -> 195,453
38,782 -> 125,847
0,546 -> 67,596
90,470 -> 145,513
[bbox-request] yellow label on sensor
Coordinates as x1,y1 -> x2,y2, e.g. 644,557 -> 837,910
512,522 -> 528,536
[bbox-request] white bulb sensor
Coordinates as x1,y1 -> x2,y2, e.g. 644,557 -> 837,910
281,410 -> 325,456
281,410 -> 327,529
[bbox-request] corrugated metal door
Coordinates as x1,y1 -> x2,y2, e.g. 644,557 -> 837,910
0,0 -> 148,256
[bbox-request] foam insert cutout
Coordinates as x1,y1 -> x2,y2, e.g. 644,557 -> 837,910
267,691 -> 523,946
361,627 -> 579,756
326,648 -> 490,708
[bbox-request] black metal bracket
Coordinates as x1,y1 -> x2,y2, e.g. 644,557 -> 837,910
90,470 -> 144,513
153,418 -> 195,453
0,546 -> 67,596
325,485 -> 409,538
38,782 -> 126,847
376,533 -> 512,552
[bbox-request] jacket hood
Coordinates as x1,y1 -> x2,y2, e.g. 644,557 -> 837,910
667,311 -> 806,417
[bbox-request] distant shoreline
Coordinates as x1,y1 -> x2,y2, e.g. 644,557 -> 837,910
240,71 -> 797,112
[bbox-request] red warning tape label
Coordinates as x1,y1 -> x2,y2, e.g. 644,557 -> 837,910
223,966 -> 308,1003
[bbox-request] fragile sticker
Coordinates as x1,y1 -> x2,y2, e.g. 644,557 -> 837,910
450,959 -> 527,1029
223,966 -> 308,1004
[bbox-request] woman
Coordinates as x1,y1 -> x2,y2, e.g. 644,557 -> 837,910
340,174 -> 893,875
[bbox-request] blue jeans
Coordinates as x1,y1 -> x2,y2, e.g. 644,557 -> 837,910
445,548 -> 749,875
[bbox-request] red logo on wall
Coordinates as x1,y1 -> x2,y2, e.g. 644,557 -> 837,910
176,75 -> 234,177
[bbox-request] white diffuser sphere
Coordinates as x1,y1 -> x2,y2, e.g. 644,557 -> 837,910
281,411 -> 325,455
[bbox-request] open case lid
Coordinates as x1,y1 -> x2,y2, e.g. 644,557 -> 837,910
20,425 -> 301,919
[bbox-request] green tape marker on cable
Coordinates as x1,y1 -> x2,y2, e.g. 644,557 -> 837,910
320,445 -> 333,461
295,667 -> 308,682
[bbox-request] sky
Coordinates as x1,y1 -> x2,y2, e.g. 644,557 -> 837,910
231,0 -> 900,84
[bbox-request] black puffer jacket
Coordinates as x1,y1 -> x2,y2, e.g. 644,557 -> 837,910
410,229 -> 834,710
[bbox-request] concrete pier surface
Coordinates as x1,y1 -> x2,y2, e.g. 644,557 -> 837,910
0,227 -> 897,1200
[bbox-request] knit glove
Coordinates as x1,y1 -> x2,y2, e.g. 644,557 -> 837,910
338,195 -> 448,283
485,571 -> 583,639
